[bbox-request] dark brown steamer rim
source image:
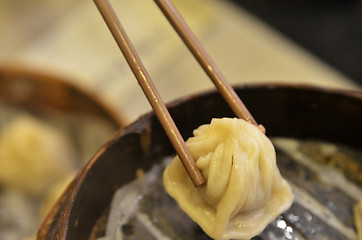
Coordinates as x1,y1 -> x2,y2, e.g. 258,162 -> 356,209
37,83 -> 362,240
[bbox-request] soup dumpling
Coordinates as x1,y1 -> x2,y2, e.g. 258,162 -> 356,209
163,118 -> 293,240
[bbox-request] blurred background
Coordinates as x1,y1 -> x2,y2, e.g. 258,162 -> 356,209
0,0 -> 361,239
1,0 -> 361,123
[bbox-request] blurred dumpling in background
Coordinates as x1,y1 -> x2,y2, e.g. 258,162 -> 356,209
0,115 -> 76,196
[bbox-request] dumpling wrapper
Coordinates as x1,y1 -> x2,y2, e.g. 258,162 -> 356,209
163,118 -> 293,240
0,115 -> 76,196
355,200 -> 362,240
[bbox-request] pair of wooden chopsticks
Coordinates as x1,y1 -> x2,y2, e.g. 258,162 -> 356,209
94,0 -> 264,187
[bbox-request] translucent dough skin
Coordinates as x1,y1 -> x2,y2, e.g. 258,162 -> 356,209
163,118 -> 293,240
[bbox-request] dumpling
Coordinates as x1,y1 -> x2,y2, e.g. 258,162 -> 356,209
0,115 -> 76,196
163,118 -> 293,240
355,200 -> 362,240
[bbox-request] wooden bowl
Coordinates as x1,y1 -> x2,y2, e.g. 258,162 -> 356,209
0,65 -> 124,238
0,65 -> 124,126
37,84 -> 362,240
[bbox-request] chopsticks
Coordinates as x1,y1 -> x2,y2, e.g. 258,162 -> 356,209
154,0 -> 265,133
94,0 -> 264,187
94,0 -> 205,187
